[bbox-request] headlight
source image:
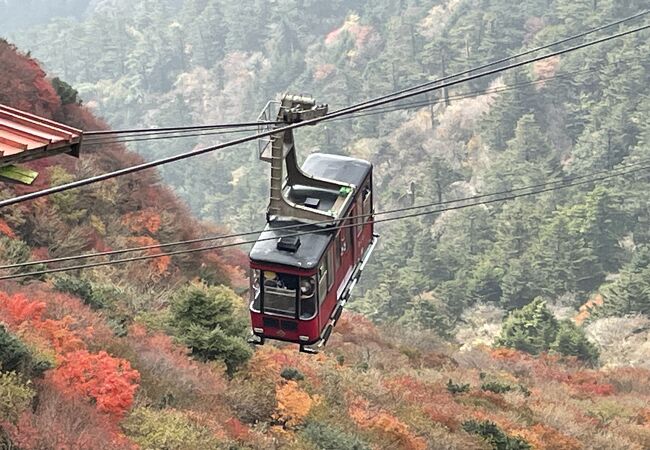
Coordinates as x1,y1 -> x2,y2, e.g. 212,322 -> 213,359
300,277 -> 315,297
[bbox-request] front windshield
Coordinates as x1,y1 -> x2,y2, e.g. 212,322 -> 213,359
263,271 -> 297,316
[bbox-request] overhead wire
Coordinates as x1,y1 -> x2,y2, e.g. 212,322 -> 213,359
2,154 -> 650,271
0,21 -> 647,209
82,126 -> 262,146
1,159 -> 648,280
81,70 -> 587,147
84,121 -> 282,137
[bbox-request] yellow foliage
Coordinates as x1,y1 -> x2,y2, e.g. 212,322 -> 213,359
274,380 -> 319,428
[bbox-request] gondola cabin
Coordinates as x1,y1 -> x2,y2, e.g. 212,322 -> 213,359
249,95 -> 378,353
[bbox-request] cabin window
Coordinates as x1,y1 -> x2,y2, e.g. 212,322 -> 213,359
339,229 -> 348,256
250,269 -> 261,311
362,184 -> 372,220
327,246 -> 335,289
318,262 -> 328,304
335,232 -> 342,272
262,271 -> 297,317
300,276 -> 317,319
355,201 -> 363,236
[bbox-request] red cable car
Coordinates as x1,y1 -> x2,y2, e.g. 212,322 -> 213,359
248,95 -> 378,353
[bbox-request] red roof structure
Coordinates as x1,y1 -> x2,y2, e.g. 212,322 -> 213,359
0,103 -> 82,167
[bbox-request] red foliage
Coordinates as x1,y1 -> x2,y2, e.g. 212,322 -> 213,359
0,292 -> 46,325
336,313 -> 385,346
30,247 -> 50,261
2,382 -> 137,449
383,376 -> 465,430
122,208 -> 162,234
0,40 -> 61,118
0,218 -> 16,238
50,350 -> 140,420
126,325 -> 229,416
225,417 -> 251,441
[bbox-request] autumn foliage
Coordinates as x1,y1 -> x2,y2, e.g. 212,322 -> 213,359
50,350 -> 140,419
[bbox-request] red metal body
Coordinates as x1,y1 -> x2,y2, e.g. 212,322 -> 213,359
249,172 -> 374,346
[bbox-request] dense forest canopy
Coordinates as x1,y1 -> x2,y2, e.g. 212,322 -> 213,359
1,1 -> 650,448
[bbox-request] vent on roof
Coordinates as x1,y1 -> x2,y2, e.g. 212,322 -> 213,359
304,197 -> 320,208
277,236 -> 301,252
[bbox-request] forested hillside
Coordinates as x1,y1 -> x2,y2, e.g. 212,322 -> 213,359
2,1 -> 650,448
8,0 -> 650,352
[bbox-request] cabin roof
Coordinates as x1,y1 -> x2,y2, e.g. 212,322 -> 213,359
249,153 -> 371,269
0,104 -> 82,167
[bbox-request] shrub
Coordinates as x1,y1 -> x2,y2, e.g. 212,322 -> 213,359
170,282 -> 252,375
551,320 -> 599,365
447,379 -> 470,395
280,367 -> 304,381
122,407 -> 222,450
0,325 -> 51,377
0,372 -> 34,422
462,420 -> 531,450
301,422 -> 370,450
495,298 -> 558,355
224,378 -> 277,425
53,275 -> 104,309
0,236 -> 30,266
0,326 -> 30,373
481,381 -> 512,394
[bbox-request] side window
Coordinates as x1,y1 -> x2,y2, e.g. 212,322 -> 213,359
250,269 -> 261,311
327,245 -> 336,288
300,276 -> 316,319
362,184 -> 372,220
318,261 -> 328,304
355,201 -> 363,236
335,232 -> 342,271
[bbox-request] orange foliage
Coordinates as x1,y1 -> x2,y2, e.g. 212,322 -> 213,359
575,294 -> 604,325
637,409 -> 650,427
349,397 -> 426,450
490,347 -> 531,361
249,346 -> 321,384
274,380 -> 317,428
127,236 -> 171,275
0,218 -> 16,238
30,246 -> 50,261
50,350 -> 140,420
37,317 -> 86,354
122,208 -> 162,234
512,424 -> 581,450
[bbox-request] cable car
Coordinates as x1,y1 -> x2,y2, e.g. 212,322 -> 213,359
248,95 -> 378,353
